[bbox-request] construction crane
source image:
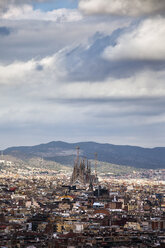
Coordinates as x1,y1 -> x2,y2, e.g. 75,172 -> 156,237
94,152 -> 98,177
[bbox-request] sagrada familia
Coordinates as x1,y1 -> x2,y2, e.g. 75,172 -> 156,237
70,147 -> 98,185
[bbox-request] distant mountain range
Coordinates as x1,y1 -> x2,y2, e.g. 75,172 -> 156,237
3,141 -> 165,169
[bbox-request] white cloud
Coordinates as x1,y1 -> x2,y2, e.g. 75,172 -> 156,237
103,17 -> 165,61
1,4 -> 82,22
53,70 -> 165,100
1,50 -> 165,98
79,0 -> 165,17
0,52 -> 165,147
0,0 -> 47,11
0,51 -> 67,86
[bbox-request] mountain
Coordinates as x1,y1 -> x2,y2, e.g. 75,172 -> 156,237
3,141 -> 165,169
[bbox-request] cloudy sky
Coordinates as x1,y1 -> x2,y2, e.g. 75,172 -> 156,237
0,0 -> 165,148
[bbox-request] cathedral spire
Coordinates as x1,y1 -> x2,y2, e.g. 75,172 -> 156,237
70,147 -> 98,185
76,146 -> 80,165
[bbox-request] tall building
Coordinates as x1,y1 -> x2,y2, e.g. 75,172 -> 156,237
70,147 -> 98,185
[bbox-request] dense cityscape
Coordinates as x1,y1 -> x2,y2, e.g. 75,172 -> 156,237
0,149 -> 164,248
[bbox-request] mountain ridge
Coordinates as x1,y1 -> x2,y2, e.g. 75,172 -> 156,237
3,141 -> 165,169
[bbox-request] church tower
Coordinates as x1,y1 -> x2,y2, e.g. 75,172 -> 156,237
70,147 -> 98,186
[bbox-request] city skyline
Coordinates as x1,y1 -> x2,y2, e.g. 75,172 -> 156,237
0,0 -> 165,148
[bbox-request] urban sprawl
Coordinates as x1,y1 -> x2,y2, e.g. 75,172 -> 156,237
0,151 -> 165,248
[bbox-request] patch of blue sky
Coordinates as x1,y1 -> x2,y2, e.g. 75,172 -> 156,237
33,0 -> 78,11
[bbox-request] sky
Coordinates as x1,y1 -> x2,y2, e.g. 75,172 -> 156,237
0,0 -> 165,148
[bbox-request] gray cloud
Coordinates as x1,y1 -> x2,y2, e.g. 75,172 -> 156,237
0,26 -> 10,36
1,78 -> 165,148
79,0 -> 165,17
0,57 -> 165,148
60,25 -> 165,82
0,1 -> 165,148
0,16 -> 127,63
